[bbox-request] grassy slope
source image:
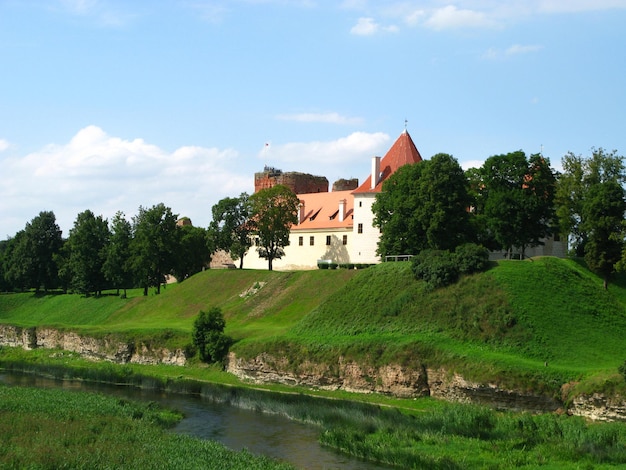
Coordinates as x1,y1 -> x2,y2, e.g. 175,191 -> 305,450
1,258 -> 626,395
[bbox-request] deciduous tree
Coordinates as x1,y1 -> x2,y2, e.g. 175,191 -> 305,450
131,203 -> 179,295
249,185 -> 299,270
556,148 -> 626,256
373,153 -> 473,257
582,180 -> 626,289
209,193 -> 253,269
173,224 -> 211,282
64,210 -> 110,296
103,211 -> 133,297
480,151 -> 556,259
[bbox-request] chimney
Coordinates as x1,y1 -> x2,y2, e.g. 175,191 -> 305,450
338,199 -> 346,222
371,156 -> 381,190
298,200 -> 305,224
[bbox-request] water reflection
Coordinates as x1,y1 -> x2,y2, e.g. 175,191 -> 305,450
0,372 -> 389,470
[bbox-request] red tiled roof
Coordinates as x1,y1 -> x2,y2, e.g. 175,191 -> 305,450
293,190 -> 354,231
353,130 -> 423,194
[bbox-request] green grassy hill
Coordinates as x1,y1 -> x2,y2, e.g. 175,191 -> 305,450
1,257 -> 626,396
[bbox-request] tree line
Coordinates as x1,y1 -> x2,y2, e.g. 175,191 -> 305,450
1,147 -> 624,294
373,148 -> 625,289
0,185 -> 299,295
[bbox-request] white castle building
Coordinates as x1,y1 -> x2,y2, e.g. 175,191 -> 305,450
243,130 -> 566,270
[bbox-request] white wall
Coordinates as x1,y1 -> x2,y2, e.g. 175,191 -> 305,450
349,193 -> 381,265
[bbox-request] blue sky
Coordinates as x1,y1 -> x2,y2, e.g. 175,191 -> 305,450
1,0 -> 625,238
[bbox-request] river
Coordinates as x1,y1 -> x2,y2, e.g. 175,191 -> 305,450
0,372 -> 390,470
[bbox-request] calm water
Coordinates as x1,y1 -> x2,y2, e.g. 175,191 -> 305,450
0,372 -> 389,470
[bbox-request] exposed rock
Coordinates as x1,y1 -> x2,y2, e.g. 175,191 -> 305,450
0,324 -> 186,366
569,393 -> 626,422
427,368 -> 561,412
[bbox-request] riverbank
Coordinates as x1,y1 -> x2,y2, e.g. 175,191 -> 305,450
4,346 -> 626,469
0,379 -> 294,470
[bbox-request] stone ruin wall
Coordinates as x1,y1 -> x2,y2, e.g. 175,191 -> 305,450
254,169 -> 329,194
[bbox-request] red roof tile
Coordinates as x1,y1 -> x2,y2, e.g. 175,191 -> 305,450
353,130 -> 423,194
293,190 -> 354,231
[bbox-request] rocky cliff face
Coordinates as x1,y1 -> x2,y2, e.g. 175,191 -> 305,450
0,324 -> 186,366
227,352 -> 626,417
3,323 -> 625,421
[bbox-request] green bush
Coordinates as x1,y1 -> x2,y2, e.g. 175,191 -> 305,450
411,249 -> 459,289
329,263 -> 338,270
192,307 -> 233,364
455,243 -> 491,274
619,361 -> 626,381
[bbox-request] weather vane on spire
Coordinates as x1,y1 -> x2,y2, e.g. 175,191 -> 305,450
404,118 -> 408,131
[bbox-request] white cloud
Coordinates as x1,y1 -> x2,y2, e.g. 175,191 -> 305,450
350,17 -> 398,35
483,43 -> 543,59
0,139 -> 10,152
506,44 -> 543,55
257,131 -> 390,179
537,0 -> 626,13
425,5 -> 494,30
276,112 -> 364,125
1,126 -> 249,237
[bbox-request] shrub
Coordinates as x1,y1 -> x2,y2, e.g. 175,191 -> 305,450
318,263 -> 329,270
329,263 -> 338,270
455,243 -> 490,274
191,307 -> 233,364
619,361 -> 626,381
411,249 -> 459,289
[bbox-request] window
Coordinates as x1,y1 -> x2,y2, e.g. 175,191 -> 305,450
310,236 -> 315,246
298,236 -> 303,246
342,235 -> 348,245
358,223 -> 363,234
326,235 -> 331,246
359,201 -> 362,207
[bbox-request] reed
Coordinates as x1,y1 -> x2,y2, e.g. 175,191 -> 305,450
0,383 -> 293,470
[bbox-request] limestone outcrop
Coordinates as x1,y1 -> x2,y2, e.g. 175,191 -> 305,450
0,324 -> 186,366
3,323 -> 626,420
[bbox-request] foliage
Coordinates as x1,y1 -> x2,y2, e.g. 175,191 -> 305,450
3,211 -> 63,292
103,211 -> 133,297
479,151 -> 557,258
209,193 -> 253,269
130,203 -> 180,295
0,384 -> 292,470
373,153 -> 473,257
63,209 -> 110,296
411,249 -> 459,289
556,148 -> 626,256
173,224 -> 211,282
454,242 -> 491,274
249,185 -> 299,270
582,180 -> 626,289
192,307 -> 233,364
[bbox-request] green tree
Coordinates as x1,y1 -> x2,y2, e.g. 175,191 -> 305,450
191,307 -> 233,364
7,211 -> 63,292
556,148 -> 626,256
249,185 -> 299,270
481,151 -> 556,259
103,211 -> 133,297
172,224 -> 211,282
373,153 -> 473,257
209,193 -> 253,269
582,180 -> 626,290
131,203 -> 180,295
64,210 -> 110,296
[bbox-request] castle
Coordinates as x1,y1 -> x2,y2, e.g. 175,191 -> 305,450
244,130 -> 423,270
243,130 -> 567,270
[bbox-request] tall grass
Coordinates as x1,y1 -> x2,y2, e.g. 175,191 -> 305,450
4,348 -> 626,469
0,384 -> 293,470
